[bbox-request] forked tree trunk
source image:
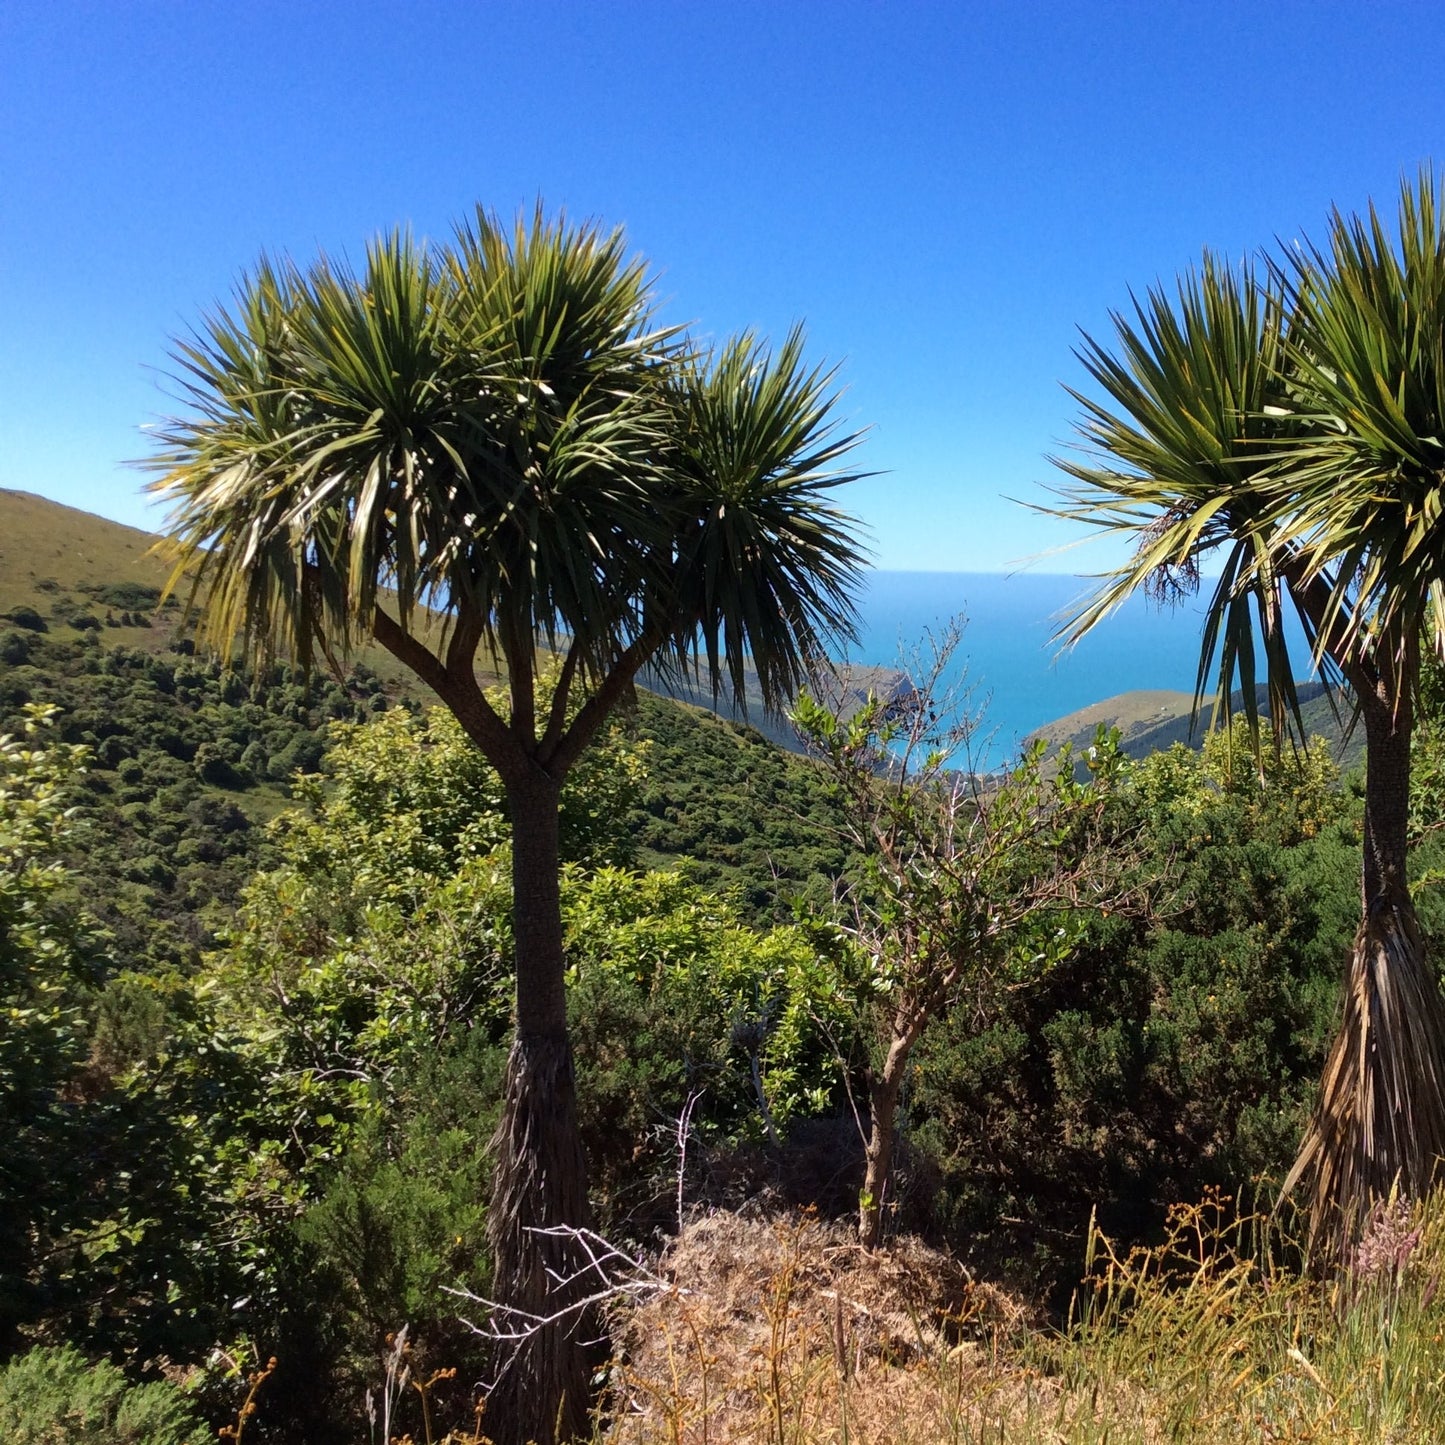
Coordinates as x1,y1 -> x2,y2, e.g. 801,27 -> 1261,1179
485,771 -> 598,1445
1287,686 -> 1445,1261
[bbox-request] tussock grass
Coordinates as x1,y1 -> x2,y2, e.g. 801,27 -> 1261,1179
603,1193 -> 1445,1444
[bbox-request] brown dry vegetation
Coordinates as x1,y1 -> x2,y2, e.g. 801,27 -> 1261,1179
596,1198 -> 1445,1445
610,1211 -> 1024,1444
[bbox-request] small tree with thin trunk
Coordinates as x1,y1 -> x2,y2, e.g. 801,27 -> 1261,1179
793,624 -> 1136,1249
148,207 -> 867,1443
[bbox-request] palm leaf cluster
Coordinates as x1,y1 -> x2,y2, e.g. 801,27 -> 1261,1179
1050,174 -> 1445,733
1048,170 -> 1445,1257
150,208 -> 866,721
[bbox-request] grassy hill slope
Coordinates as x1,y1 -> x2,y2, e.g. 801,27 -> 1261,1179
0,489 -> 173,615
1029,689 -> 1196,751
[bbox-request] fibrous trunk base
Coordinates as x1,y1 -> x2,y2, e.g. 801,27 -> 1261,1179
485,1031 -> 598,1445
1286,896 -> 1445,1265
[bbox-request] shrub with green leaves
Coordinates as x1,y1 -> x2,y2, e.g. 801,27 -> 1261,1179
0,710 -> 104,1348
0,1346 -> 203,1445
564,866 -> 863,1222
0,1345 -> 203,1445
910,721 -> 1358,1285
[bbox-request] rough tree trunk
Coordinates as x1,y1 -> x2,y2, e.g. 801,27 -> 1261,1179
859,1034 -> 913,1250
1287,685 -> 1445,1260
485,770 -> 597,1445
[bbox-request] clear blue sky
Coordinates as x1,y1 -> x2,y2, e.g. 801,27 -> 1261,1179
4,1 -> 1444,571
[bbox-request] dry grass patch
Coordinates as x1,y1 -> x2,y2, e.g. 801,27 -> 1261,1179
608,1210 -> 1037,1443
601,1196 -> 1445,1445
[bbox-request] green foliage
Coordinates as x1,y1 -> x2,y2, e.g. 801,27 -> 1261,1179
217,701 -> 847,1221
212,699 -> 644,1110
1,629 -> 36,665
0,1345 -> 203,1445
1131,721 -> 1344,844
794,640 -> 1140,1245
0,709 -> 106,1347
1409,639 -> 1445,852
0,710 -> 352,1387
180,699 -> 854,1432
0,633 -> 379,971
96,583 -> 163,612
910,722 -> 1357,1283
625,691 -> 853,921
293,1036 -> 501,1374
565,866 -> 861,1220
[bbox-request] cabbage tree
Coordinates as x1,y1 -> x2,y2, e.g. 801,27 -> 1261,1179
149,208 -> 866,1442
1047,176 -> 1445,1260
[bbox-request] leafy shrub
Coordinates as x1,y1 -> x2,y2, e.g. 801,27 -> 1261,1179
0,711 -> 105,1345
0,1346 -> 203,1445
6,606 -> 47,632
191,741 -> 243,788
294,1034 -> 502,1386
564,866 -> 863,1224
266,730 -> 326,780
1,628 -> 35,664
908,723 -> 1357,1287
98,582 -> 163,611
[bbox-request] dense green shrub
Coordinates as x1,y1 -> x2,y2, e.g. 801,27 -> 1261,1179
96,583 -> 163,612
184,700 -> 859,1435
909,725 -> 1359,1286
0,1345 -> 203,1445
1,629 -> 35,665
0,713 -> 107,1351
565,866 -> 862,1224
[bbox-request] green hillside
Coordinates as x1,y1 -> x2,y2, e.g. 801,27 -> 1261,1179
0,489 -> 182,645
0,488 -> 505,697
0,489 -> 173,610
1031,680 -> 1364,772
1029,689 -> 1196,751
0,490 -> 859,961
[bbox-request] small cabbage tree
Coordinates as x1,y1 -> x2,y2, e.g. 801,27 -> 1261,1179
149,207 -> 866,1443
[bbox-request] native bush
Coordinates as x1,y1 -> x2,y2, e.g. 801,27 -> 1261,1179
0,634 -> 379,972
564,865 -> 863,1225
910,722 -> 1358,1285
0,1345 -> 203,1445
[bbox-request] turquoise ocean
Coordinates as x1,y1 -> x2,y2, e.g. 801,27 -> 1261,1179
847,571 -> 1229,763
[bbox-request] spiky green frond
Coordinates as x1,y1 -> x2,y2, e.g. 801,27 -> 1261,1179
660,326 -> 870,711
148,207 -> 867,743
1042,254 -> 1309,739
1277,170 -> 1445,674
150,213 -> 679,675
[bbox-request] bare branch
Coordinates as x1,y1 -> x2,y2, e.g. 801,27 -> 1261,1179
447,1225 -> 684,1393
